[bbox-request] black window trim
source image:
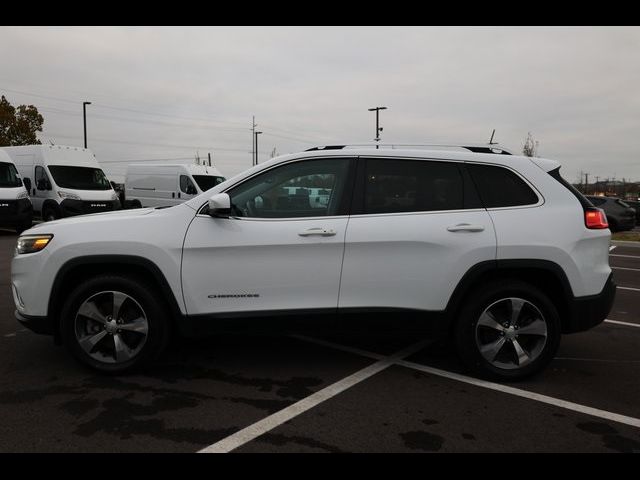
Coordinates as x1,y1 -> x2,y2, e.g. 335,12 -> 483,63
196,156 -> 358,219
464,160 -> 544,210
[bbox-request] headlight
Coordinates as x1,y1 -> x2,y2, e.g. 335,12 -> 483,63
58,190 -> 81,200
16,234 -> 54,255
16,190 -> 30,200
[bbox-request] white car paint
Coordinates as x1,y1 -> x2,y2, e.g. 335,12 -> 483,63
11,147 -> 611,325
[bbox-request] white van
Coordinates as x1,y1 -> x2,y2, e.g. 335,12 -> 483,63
1,145 -> 121,221
124,164 -> 225,208
0,150 -> 33,232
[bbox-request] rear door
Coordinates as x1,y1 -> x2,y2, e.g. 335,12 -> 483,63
338,157 -> 496,312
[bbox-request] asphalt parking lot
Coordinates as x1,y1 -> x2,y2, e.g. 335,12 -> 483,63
1,229 -> 639,453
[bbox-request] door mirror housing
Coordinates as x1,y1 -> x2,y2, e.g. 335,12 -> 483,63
208,193 -> 231,218
23,178 -> 31,192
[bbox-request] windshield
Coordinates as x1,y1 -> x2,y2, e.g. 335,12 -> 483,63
192,175 -> 226,192
48,166 -> 112,190
0,162 -> 22,188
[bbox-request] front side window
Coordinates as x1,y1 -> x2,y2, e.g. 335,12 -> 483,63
180,175 -> 198,195
47,166 -> 111,190
364,159 -> 464,214
35,166 -> 51,190
0,162 -> 22,188
227,158 -> 352,218
193,175 -> 225,192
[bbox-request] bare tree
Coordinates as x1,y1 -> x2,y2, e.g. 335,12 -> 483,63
522,132 -> 538,157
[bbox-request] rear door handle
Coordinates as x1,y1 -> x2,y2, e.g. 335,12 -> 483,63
447,223 -> 485,232
298,227 -> 337,237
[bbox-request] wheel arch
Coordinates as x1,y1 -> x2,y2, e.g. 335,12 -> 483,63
48,255 -> 183,343
446,259 -> 574,334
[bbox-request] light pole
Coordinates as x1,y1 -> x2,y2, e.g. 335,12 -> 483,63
254,131 -> 262,165
83,101 -> 92,149
368,106 -> 387,148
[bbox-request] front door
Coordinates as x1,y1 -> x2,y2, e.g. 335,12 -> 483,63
181,157 -> 355,316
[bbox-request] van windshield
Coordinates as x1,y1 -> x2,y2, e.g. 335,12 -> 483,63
0,162 -> 23,188
48,166 -> 112,190
192,175 -> 226,192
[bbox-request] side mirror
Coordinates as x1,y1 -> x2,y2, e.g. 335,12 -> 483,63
23,178 -> 31,192
187,185 -> 197,195
208,193 -> 231,218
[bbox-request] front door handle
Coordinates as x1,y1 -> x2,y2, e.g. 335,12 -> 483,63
447,223 -> 485,232
298,227 -> 337,237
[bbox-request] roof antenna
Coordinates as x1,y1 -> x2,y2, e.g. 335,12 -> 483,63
488,129 -> 497,145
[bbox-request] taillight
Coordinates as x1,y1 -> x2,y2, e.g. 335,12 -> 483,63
585,208 -> 609,229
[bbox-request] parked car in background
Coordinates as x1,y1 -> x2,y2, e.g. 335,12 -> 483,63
1,145 -> 121,221
0,150 -> 32,233
623,199 -> 640,225
585,195 -> 636,232
124,164 -> 225,208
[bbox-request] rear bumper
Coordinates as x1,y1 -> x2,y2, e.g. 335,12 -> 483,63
563,273 -> 616,333
15,310 -> 54,335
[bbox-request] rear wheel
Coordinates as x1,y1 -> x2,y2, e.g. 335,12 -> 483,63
454,280 -> 561,381
60,275 -> 170,373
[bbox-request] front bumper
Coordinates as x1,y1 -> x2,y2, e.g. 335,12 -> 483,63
15,310 -> 54,335
563,272 -> 616,333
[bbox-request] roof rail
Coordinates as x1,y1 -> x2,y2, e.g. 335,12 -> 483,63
305,143 -> 513,155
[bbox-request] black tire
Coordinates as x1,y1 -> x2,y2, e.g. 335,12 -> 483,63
42,206 -> 59,222
454,279 -> 561,381
60,274 -> 171,373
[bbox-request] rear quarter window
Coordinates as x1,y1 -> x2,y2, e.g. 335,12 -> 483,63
466,163 -> 539,208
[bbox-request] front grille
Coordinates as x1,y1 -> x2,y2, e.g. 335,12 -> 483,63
82,201 -> 115,214
0,201 -> 18,215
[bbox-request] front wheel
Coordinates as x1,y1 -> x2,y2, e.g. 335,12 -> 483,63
454,280 -> 561,381
60,275 -> 170,373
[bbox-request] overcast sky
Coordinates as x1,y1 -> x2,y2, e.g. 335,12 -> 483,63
1,26 -> 638,183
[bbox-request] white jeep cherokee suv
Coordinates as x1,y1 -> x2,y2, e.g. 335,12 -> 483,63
11,145 -> 616,379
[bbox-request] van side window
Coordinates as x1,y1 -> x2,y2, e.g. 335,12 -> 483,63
180,175 -> 197,195
35,166 -> 51,191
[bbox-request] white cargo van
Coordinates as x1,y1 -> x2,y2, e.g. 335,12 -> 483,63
124,164 -> 225,208
2,145 -> 121,221
0,150 -> 33,232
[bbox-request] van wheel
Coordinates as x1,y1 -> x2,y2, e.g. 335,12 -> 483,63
42,206 -> 59,222
454,280 -> 561,381
60,275 -> 170,373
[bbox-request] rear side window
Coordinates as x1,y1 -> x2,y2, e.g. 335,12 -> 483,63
364,159 -> 464,214
467,163 -> 539,208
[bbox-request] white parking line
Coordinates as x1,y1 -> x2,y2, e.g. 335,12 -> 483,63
198,338 -> 431,453
292,336 -> 640,431
605,319 -> 640,328
612,266 -> 640,272
618,286 -> 640,293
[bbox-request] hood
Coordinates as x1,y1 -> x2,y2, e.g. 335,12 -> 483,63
26,207 -> 159,232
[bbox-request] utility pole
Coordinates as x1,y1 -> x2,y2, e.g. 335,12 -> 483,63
83,101 -> 91,149
254,131 -> 262,165
584,173 -> 589,195
368,106 -> 387,148
251,116 -> 257,166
